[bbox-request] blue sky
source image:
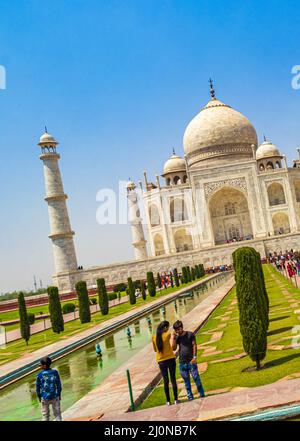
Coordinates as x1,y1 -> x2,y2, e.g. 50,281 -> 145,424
0,0 -> 299,292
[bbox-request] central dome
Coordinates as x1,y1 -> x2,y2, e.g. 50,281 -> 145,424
183,97 -> 258,168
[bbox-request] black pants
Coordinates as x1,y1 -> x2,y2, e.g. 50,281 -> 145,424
158,358 -> 178,402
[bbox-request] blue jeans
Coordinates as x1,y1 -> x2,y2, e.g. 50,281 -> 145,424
179,362 -> 205,399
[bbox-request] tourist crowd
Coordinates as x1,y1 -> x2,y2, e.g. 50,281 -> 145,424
268,249 -> 300,278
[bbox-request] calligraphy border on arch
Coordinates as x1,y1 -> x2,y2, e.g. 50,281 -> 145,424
204,178 -> 247,198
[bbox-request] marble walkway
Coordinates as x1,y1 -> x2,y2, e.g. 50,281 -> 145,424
64,276 -> 235,420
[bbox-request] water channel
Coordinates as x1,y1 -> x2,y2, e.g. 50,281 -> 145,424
0,273 -> 231,421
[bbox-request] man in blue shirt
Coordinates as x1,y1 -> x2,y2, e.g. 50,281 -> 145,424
36,356 -> 62,421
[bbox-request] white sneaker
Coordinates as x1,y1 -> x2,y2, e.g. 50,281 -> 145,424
166,401 -> 171,406
175,400 -> 180,405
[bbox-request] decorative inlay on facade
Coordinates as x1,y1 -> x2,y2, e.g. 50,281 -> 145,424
204,177 -> 247,198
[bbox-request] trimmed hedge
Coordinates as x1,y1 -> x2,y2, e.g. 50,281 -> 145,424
27,313 -> 35,325
147,272 -> 156,297
47,286 -> 64,333
62,302 -> 76,314
75,281 -> 91,323
140,280 -> 146,300
156,273 -> 162,288
173,268 -> 180,287
127,277 -> 136,305
108,293 -> 117,301
97,278 -> 109,315
232,247 -> 268,370
18,292 -> 30,345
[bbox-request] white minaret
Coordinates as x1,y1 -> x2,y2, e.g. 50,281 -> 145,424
127,180 -> 148,260
39,129 -> 78,274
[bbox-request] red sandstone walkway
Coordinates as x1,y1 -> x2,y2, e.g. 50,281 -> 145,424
96,376 -> 300,421
63,276 -> 235,420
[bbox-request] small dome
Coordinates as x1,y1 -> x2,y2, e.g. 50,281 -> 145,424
256,141 -> 281,160
39,131 -> 58,145
183,97 -> 258,168
163,154 -> 186,175
126,180 -> 136,190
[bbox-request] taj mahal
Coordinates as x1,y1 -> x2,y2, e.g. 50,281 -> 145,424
38,81 -> 300,293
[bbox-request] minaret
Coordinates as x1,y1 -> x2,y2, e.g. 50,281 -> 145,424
127,180 -> 148,260
39,129 -> 78,274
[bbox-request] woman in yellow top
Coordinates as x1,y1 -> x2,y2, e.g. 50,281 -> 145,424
152,320 -> 179,405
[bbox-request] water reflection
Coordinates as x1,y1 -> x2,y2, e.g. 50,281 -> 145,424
0,273 -> 231,421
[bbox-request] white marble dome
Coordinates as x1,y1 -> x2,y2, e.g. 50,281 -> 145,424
183,97 -> 258,168
163,154 -> 186,175
256,141 -> 281,160
39,131 -> 58,145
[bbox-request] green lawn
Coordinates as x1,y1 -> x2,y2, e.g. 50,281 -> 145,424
0,278 -> 205,366
139,265 -> 300,410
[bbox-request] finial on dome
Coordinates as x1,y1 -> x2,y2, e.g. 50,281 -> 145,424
209,78 -> 216,99
45,126 -> 48,133
263,134 -> 267,142
172,148 -> 176,155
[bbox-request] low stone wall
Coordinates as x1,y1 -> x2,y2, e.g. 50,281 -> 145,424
54,232 -> 300,293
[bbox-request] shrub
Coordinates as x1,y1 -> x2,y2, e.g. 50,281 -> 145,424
170,273 -> 174,288
191,267 -> 196,281
113,283 -> 127,293
173,268 -> 180,287
90,297 -> 98,305
232,247 -> 268,370
97,278 -> 109,315
18,292 -> 30,345
127,277 -> 136,305
156,273 -> 162,288
186,266 -> 192,282
75,281 -> 91,323
47,286 -> 64,333
140,280 -> 146,300
62,302 -> 76,314
198,264 -> 205,277
108,292 -> 117,301
27,313 -> 35,325
181,267 -> 188,284
147,272 -> 156,297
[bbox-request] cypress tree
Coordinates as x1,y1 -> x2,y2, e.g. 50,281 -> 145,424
253,249 -> 269,330
232,247 -> 268,370
186,266 -> 192,282
199,264 -> 205,277
47,286 -> 64,333
75,281 -> 91,324
170,273 -> 174,288
147,272 -> 156,297
173,268 -> 180,287
156,273 -> 162,289
140,280 -> 146,300
191,267 -> 196,281
18,292 -> 30,345
127,277 -> 136,304
182,266 -> 188,283
97,278 -> 109,315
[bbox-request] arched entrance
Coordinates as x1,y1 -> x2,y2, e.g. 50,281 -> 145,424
153,233 -> 165,256
209,187 -> 253,245
173,228 -> 193,252
272,212 -> 290,235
